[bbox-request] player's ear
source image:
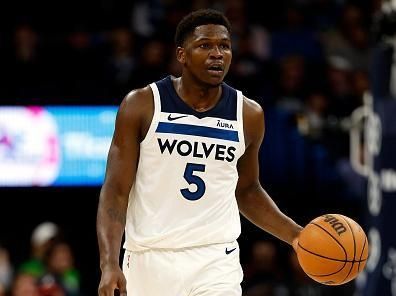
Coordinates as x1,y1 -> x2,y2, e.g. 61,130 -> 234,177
176,47 -> 185,64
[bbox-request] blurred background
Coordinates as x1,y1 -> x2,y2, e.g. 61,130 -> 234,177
0,0 -> 395,295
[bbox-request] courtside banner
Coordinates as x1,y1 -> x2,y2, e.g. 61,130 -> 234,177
0,106 -> 117,186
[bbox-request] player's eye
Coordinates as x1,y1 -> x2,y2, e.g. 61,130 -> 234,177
220,44 -> 230,50
199,43 -> 210,49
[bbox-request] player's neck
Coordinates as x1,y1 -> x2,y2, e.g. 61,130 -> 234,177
174,76 -> 222,113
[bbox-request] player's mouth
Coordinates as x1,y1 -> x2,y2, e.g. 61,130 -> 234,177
207,64 -> 224,76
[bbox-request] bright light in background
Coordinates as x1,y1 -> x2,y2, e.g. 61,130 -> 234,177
0,106 -> 117,186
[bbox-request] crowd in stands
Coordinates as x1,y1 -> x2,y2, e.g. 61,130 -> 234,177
0,0 -> 378,295
0,222 -> 81,296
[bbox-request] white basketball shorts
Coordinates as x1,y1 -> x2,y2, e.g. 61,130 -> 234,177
122,241 -> 243,296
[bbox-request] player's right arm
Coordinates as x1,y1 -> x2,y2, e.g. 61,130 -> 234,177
236,96 -> 302,249
97,86 -> 153,296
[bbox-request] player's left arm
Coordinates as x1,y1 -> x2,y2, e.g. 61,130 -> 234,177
235,97 -> 302,248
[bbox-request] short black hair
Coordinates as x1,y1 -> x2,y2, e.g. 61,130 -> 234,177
174,9 -> 232,47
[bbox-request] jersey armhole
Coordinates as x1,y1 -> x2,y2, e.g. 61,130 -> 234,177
141,83 -> 160,145
236,90 -> 246,152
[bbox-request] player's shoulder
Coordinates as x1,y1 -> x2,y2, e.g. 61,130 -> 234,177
113,85 -> 155,133
242,95 -> 264,119
123,85 -> 153,107
242,96 -> 265,146
119,85 -> 153,113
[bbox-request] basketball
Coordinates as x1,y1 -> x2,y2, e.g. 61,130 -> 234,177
295,214 -> 369,285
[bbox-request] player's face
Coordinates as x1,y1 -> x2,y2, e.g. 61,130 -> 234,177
179,24 -> 232,86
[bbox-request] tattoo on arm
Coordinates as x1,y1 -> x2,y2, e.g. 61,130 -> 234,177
106,208 -> 126,225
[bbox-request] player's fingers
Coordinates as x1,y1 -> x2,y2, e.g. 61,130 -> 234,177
98,283 -> 117,296
98,286 -> 113,296
118,277 -> 127,296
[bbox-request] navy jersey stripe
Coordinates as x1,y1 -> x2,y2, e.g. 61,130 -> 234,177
156,122 -> 239,142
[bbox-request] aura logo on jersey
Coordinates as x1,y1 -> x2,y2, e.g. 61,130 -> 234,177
157,138 -> 236,162
216,120 -> 234,129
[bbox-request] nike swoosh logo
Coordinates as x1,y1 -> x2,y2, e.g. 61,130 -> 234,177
225,247 -> 237,255
168,114 -> 188,121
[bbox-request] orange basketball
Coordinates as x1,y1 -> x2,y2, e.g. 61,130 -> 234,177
295,214 -> 369,285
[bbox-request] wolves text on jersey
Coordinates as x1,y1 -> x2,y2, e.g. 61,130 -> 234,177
157,138 -> 236,162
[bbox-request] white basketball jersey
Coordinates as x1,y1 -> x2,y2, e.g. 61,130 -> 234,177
124,76 -> 245,251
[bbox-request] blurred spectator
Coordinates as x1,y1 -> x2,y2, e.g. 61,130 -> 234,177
37,274 -> 65,296
274,55 -> 307,114
130,0 -> 166,39
286,251 -> 325,296
305,0 -> 343,32
297,92 -> 330,141
243,240 -> 288,296
224,0 -> 248,46
326,55 -> 359,118
286,251 -> 355,296
17,222 -> 80,296
321,4 -> 371,72
103,27 -> 137,101
352,70 -> 370,98
10,272 -> 40,296
4,24 -> 48,102
55,27 -> 107,103
270,5 -> 323,62
19,222 -> 60,278
131,0 -> 189,42
319,55 -> 363,160
227,32 -> 271,100
167,55 -> 182,78
131,38 -> 168,89
41,241 -> 80,296
0,245 -> 13,293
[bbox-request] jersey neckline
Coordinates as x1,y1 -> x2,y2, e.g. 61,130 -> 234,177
164,75 -> 230,119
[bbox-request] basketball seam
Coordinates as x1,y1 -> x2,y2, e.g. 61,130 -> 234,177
298,242 -> 348,278
358,230 -> 368,272
339,215 -> 356,284
303,260 -> 347,277
309,222 -> 348,260
297,243 -> 366,263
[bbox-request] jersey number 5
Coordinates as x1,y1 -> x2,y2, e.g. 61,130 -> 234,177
181,163 -> 206,200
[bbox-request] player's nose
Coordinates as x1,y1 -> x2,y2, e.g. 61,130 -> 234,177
209,46 -> 223,58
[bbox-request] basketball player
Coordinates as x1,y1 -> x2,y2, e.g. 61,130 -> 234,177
97,8 -> 303,296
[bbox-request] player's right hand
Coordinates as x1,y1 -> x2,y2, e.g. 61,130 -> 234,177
292,232 -> 300,253
98,265 -> 127,296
